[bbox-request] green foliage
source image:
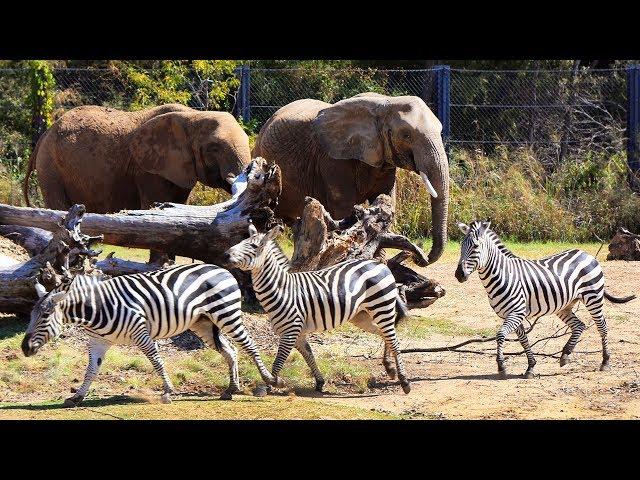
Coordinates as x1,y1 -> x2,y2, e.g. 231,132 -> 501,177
115,60 -> 240,111
395,147 -> 640,242
27,60 -> 55,130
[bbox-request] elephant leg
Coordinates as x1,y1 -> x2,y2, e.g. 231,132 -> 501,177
37,156 -> 72,210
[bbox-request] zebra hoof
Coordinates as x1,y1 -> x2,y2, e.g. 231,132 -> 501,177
383,363 -> 397,380
219,390 -> 234,401
498,369 -> 508,380
524,371 -> 535,379
253,385 -> 269,397
400,381 -> 411,394
560,354 -> 570,367
160,393 -> 172,404
315,380 -> 325,393
600,363 -> 611,372
273,376 -> 286,388
63,395 -> 84,408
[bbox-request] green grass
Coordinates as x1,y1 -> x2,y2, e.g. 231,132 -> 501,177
0,397 -> 397,420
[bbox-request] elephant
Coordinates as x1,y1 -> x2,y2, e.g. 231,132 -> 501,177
253,92 -> 450,264
23,103 -> 251,214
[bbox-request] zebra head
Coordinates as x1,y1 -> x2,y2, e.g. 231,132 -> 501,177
224,223 -> 285,271
22,280 -> 67,357
455,220 -> 491,283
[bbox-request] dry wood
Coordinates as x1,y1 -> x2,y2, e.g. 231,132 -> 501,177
0,158 -> 281,314
289,194 -> 445,310
607,227 -> 640,261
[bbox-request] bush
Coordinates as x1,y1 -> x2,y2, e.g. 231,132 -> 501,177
395,147 -> 640,242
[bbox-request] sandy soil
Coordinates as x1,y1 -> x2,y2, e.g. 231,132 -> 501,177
308,257 -> 640,419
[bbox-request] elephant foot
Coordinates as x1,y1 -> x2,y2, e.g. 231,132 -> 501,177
315,379 -> 325,393
63,395 -> 84,408
160,393 -> 172,404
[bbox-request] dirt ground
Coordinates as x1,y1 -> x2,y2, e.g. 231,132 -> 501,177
1,239 -> 639,419
309,257 -> 640,419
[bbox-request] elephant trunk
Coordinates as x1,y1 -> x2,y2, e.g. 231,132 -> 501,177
415,137 -> 450,264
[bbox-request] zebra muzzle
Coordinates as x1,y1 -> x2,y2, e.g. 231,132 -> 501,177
455,265 -> 469,283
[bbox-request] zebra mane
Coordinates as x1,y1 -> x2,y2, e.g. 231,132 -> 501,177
485,228 -> 518,259
267,239 -> 291,270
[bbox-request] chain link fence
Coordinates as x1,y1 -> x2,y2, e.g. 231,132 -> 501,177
1,65 -> 636,205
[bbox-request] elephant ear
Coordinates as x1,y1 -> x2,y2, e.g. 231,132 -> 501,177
311,97 -> 386,168
129,112 -> 196,190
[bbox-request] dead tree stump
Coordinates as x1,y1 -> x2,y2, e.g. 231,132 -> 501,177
607,227 -> 640,261
290,195 -> 445,310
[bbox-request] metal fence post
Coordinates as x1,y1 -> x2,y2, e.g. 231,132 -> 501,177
434,65 -> 451,153
627,64 -> 640,185
241,64 -> 251,123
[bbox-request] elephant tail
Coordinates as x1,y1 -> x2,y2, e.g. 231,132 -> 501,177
23,136 -> 42,207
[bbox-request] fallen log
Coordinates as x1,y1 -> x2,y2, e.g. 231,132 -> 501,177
0,158 -> 281,314
607,227 -> 640,261
0,204 -> 106,314
290,195 -> 445,310
0,157 -> 280,265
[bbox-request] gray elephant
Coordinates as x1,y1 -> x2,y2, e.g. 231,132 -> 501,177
253,92 -> 450,263
23,103 -> 250,213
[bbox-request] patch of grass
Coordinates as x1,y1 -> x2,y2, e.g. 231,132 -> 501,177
0,396 -> 397,420
398,316 -> 495,339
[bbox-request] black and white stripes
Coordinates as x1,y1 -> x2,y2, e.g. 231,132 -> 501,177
455,220 -> 636,378
224,224 -> 412,393
22,263 -> 279,406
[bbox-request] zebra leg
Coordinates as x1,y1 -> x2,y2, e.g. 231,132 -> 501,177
583,294 -> 611,371
134,333 -> 175,403
557,308 -> 586,367
216,316 -> 282,389
515,325 -> 536,379
271,330 -> 301,385
496,315 -> 523,379
383,344 -> 397,380
64,339 -> 110,407
374,314 -> 410,394
295,336 -> 325,392
191,319 -> 241,400
350,311 -> 396,380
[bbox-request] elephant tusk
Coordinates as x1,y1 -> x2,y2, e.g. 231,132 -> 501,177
420,172 -> 438,198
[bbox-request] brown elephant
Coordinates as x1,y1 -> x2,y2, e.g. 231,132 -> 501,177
23,103 -> 251,213
253,92 -> 450,264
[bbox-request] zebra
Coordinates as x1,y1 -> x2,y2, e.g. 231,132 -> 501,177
455,220 -> 636,378
22,263 -> 281,406
223,223 -> 412,394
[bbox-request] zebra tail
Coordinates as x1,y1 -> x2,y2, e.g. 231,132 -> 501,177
395,295 -> 410,325
604,290 -> 637,304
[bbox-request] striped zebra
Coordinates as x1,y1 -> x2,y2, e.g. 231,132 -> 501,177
22,263 -> 280,406
455,220 -> 636,378
223,224 -> 412,394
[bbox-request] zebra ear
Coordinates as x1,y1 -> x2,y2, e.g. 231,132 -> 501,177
264,224 -> 284,242
457,222 -> 470,235
481,220 -> 491,232
34,279 -> 48,298
50,291 -> 67,305
248,223 -> 258,237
